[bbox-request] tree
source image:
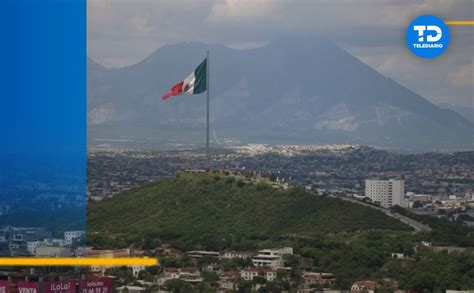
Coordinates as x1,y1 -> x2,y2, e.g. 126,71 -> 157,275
195,282 -> 215,293
146,265 -> 160,275
237,279 -> 253,293
105,266 -> 136,285
412,200 -> 423,208
284,254 -> 299,269
236,180 -> 246,188
253,276 -> 266,285
259,282 -> 281,293
163,279 -> 190,293
198,256 -> 216,267
203,271 -> 220,283
138,270 -> 154,282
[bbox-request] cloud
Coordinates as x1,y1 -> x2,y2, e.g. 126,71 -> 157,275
207,0 -> 279,23
448,64 -> 474,86
87,0 -> 473,106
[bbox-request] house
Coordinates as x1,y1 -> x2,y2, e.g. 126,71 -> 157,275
351,280 -> 378,293
217,279 -> 236,292
202,264 -> 224,275
301,271 -> 335,286
221,251 -> 252,259
217,272 -> 240,292
240,267 -> 277,282
157,267 -> 203,286
159,268 -> 180,282
157,244 -> 183,258
131,265 -> 146,278
116,285 -> 146,293
86,248 -> 131,274
27,238 -> 67,255
391,253 -> 405,259
35,246 -> 73,257
252,247 -> 292,269
298,289 -> 341,293
186,250 -> 220,259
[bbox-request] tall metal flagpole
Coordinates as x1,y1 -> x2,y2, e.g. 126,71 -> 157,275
206,50 -> 210,163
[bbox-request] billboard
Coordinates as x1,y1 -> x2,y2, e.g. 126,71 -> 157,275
0,281 -> 10,293
17,281 -> 40,293
79,278 -> 112,293
45,280 -> 76,293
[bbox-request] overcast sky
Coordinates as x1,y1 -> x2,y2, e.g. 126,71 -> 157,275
88,0 -> 473,107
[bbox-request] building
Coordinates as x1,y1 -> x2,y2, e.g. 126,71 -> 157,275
157,267 -> 203,286
0,226 -> 51,255
252,247 -> 293,269
300,271 -> 335,286
27,238 -> 66,255
35,246 -> 73,257
218,271 -> 240,292
351,280 -> 378,293
221,251 -> 252,259
202,264 -> 224,275
131,265 -> 146,278
87,248 -> 131,274
240,267 -> 277,281
27,241 -> 44,255
185,250 -> 220,259
157,244 -> 183,258
365,179 -> 405,208
64,231 -> 85,246
116,285 -> 146,293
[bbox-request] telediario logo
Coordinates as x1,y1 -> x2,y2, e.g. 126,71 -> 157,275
406,15 -> 449,58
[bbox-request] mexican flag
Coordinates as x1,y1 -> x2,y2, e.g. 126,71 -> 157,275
162,58 -> 207,100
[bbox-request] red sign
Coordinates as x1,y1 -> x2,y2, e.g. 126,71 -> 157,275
45,280 -> 76,293
79,278 -> 112,293
17,281 -> 40,293
0,281 -> 10,293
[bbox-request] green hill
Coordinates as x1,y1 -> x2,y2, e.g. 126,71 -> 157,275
88,173 -> 410,250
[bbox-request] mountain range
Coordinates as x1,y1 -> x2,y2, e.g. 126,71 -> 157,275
88,37 -> 473,150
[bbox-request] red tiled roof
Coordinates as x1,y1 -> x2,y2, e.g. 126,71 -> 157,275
165,268 -> 179,272
353,280 -> 378,290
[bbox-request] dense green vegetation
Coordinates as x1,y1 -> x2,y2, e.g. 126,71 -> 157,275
382,248 -> 474,291
391,205 -> 474,247
88,173 -> 410,250
295,231 -> 474,291
88,174 -> 474,291
104,231 -> 474,292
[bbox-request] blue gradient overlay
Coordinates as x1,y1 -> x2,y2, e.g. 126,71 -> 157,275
0,0 -> 86,241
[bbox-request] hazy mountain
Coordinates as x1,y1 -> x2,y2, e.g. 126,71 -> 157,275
438,103 -> 474,124
87,37 -> 473,150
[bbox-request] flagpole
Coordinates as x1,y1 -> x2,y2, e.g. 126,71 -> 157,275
206,50 -> 210,164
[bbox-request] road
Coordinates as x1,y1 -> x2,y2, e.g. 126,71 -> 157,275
338,196 -> 432,233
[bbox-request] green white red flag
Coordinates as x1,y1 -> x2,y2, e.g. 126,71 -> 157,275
162,58 -> 207,100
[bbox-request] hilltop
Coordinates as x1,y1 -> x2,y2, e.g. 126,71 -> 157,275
87,173 -> 410,250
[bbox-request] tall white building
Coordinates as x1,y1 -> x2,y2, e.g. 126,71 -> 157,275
365,179 -> 404,208
64,231 -> 85,246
